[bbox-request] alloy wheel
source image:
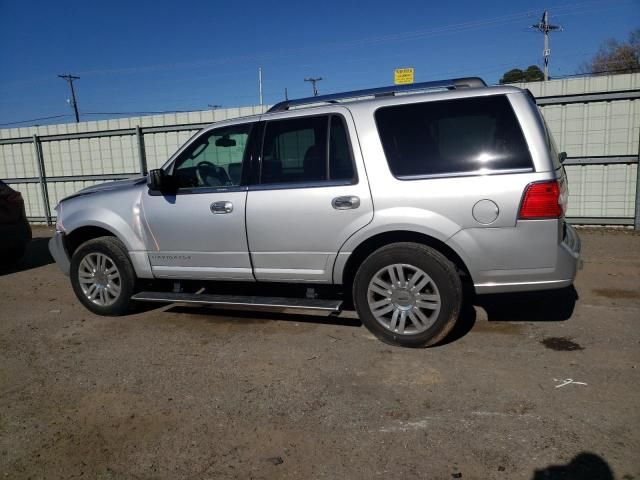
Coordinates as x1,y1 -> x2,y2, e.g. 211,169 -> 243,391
77,252 -> 121,306
367,263 -> 441,335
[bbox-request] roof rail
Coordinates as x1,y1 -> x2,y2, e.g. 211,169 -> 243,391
267,77 -> 486,113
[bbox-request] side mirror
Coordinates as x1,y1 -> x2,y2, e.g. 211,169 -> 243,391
559,152 -> 567,164
147,169 -> 167,191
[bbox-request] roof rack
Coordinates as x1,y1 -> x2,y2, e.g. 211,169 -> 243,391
267,77 -> 486,113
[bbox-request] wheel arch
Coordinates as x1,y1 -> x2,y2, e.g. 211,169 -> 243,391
64,225 -> 118,257
338,230 -> 473,295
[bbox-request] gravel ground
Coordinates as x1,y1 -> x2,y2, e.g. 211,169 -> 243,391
1,227 -> 639,480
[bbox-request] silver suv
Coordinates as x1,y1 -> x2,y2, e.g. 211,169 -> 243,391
49,77 -> 581,347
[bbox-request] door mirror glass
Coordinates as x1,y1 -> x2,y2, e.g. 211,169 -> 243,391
147,169 -> 174,192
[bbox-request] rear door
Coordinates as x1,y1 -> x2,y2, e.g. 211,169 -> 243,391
245,110 -> 373,283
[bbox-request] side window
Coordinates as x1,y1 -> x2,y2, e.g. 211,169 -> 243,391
375,95 -> 533,178
172,123 -> 252,189
329,115 -> 355,180
261,116 -> 328,184
260,115 -> 356,184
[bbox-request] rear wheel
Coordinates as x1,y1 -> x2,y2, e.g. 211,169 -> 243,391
353,242 -> 462,347
70,236 -> 137,316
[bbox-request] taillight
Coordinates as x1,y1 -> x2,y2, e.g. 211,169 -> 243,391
519,180 -> 564,219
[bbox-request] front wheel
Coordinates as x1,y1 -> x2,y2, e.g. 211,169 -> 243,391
353,242 -> 462,348
70,236 -> 137,316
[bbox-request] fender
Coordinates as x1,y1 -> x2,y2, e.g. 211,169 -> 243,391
332,206 -> 473,284
57,185 -> 154,278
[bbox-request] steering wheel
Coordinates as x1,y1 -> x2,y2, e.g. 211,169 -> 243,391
196,161 -> 231,186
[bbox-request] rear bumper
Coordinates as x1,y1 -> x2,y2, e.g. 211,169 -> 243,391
469,222 -> 582,294
49,232 -> 71,276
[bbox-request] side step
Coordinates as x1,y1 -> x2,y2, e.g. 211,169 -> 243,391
131,291 -> 343,313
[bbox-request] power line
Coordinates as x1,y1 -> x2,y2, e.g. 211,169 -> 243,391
58,74 -> 81,122
0,114 -> 70,126
52,9 -> 550,80
82,109 -> 198,115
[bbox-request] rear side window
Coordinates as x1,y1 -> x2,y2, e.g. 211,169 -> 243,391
260,114 -> 355,184
375,95 -> 533,178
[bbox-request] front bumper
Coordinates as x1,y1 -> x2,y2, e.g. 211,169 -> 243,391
49,232 -> 71,276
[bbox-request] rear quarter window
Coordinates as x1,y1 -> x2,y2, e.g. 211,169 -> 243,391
375,95 -> 533,178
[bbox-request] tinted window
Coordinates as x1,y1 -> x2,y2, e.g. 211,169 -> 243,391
260,115 -> 356,184
329,115 -> 355,180
173,124 -> 251,188
375,95 -> 533,178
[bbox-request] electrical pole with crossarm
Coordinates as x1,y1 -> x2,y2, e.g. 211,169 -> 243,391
304,77 -> 323,96
531,11 -> 562,81
58,74 -> 81,123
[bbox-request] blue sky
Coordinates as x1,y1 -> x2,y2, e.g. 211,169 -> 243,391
0,0 -> 638,126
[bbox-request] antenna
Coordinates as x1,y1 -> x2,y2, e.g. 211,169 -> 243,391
531,10 -> 562,81
304,77 -> 323,96
258,67 -> 264,110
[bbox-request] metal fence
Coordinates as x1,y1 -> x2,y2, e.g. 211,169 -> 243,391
0,106 -> 265,224
1,75 -> 639,228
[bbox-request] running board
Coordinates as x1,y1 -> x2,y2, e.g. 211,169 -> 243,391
131,291 -> 343,313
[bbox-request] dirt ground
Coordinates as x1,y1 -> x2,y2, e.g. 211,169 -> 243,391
1,227 -> 639,480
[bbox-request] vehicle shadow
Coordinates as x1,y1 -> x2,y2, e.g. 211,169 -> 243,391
0,237 -> 54,276
531,452 -> 614,480
165,305 -> 363,328
435,302 -> 477,346
475,286 -> 578,322
156,285 -> 576,345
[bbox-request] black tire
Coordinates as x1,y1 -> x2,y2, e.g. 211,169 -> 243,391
70,236 -> 137,316
352,242 -> 462,348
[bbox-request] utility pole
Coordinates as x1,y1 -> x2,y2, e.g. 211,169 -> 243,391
531,10 -> 562,81
208,104 -> 221,110
58,74 -> 80,122
304,77 -> 323,96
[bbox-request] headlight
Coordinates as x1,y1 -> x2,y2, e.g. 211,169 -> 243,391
54,204 -> 65,233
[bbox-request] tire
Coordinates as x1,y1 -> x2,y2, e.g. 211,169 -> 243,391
70,236 -> 137,316
352,242 -> 462,348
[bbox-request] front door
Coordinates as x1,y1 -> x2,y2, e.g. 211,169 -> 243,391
141,122 -> 256,280
246,111 -> 373,283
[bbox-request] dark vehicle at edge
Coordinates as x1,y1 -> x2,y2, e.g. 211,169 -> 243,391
0,180 -> 32,265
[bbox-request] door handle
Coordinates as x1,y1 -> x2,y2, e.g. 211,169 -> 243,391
332,195 -> 360,210
210,201 -> 233,214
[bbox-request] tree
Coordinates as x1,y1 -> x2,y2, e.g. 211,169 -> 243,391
524,65 -> 544,82
499,68 -> 524,84
499,65 -> 544,84
582,28 -> 640,75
